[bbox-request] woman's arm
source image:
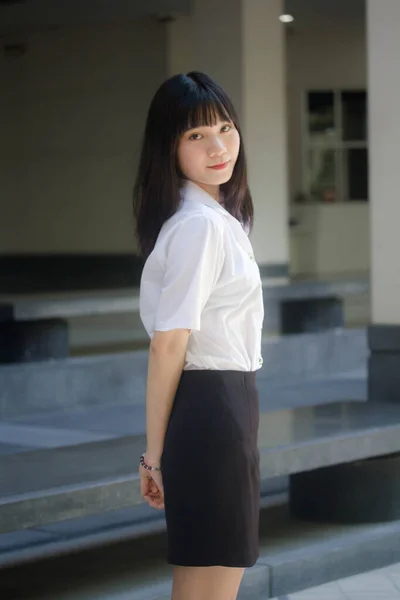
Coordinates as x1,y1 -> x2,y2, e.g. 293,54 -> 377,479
144,328 -> 191,465
144,215 -> 224,467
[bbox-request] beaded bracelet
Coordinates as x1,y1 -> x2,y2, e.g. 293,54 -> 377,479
140,453 -> 162,471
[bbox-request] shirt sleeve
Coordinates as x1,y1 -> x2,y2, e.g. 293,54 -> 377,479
154,214 -> 225,332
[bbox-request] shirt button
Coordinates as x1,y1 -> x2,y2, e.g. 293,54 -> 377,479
258,357 -> 263,365
249,254 -> 254,261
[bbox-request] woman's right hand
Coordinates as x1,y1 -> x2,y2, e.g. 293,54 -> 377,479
139,457 -> 165,510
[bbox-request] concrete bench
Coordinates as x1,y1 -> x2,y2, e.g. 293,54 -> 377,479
0,290 -> 140,363
1,397 -> 399,536
0,275 -> 369,363
0,328 -> 373,534
0,328 -> 367,418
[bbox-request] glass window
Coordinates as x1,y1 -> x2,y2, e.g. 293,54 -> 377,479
304,90 -> 368,202
307,91 -> 336,142
308,148 -> 337,202
343,148 -> 369,201
341,91 -> 367,142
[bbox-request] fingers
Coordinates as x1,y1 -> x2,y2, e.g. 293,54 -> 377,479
143,481 -> 164,510
139,469 -> 164,510
152,472 -> 164,495
144,483 -> 164,510
144,493 -> 165,510
140,475 -> 151,498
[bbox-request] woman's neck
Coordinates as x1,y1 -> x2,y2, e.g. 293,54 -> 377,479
193,182 -> 221,202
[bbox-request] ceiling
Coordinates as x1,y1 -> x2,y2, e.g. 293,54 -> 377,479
286,0 -> 365,25
0,0 -> 366,35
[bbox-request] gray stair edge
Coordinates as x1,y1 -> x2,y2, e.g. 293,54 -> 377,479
0,493 -> 287,570
0,476 -> 143,534
260,519 -> 400,597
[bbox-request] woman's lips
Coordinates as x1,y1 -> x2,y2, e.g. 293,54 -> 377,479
208,161 -> 230,170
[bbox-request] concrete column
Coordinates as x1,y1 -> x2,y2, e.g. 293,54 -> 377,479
367,0 -> 400,402
190,0 -> 289,280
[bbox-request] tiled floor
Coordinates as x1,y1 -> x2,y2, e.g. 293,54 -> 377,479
273,562 -> 400,600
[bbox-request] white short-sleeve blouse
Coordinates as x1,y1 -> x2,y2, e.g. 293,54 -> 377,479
139,180 -> 264,371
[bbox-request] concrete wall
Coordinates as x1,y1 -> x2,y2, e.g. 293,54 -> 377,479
0,20 -> 165,254
0,16 -> 369,277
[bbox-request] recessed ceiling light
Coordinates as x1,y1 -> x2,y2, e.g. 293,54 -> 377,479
279,14 -> 294,23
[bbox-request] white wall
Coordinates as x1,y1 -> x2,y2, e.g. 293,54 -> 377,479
290,203 -> 370,275
286,23 -> 369,276
0,20 -> 166,254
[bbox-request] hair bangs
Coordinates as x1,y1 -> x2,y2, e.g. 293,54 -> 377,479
177,84 -> 233,137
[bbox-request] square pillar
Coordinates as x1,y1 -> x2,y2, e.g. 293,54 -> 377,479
367,0 -> 400,402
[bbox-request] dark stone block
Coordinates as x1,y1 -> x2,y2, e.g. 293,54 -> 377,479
0,305 -> 14,323
368,324 -> 400,403
369,354 -> 400,403
280,297 -> 344,334
368,324 -> 400,351
258,262 -> 289,279
289,453 -> 400,523
0,319 -> 69,364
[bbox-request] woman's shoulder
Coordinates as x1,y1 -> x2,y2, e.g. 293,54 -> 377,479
148,205 -> 226,266
161,202 -> 226,238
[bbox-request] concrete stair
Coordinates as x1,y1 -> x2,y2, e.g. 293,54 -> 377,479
1,502 -> 400,599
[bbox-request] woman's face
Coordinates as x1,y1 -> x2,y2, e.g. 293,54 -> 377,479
177,118 -> 240,198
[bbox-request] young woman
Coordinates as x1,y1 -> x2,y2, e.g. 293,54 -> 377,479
133,71 -> 264,600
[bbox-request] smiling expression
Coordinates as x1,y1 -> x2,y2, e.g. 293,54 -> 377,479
177,120 -> 240,199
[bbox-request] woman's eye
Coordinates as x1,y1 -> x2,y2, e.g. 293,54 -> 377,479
189,133 -> 202,141
221,124 -> 232,132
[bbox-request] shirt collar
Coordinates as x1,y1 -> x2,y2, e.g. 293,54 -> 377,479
180,180 -> 228,216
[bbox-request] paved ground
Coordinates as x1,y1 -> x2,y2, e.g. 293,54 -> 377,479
273,561 -> 400,599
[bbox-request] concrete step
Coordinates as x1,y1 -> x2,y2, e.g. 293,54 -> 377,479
0,492 -> 287,569
0,434 -> 145,534
1,503 -> 400,599
4,398 -> 400,536
0,431 -> 286,535
0,329 -> 367,419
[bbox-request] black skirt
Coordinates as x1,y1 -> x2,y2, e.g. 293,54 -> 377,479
161,369 -> 260,568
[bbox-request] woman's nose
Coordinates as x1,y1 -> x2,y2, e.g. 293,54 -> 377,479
208,137 -> 227,157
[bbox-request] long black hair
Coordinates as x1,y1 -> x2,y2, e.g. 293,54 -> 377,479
133,71 -> 254,259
